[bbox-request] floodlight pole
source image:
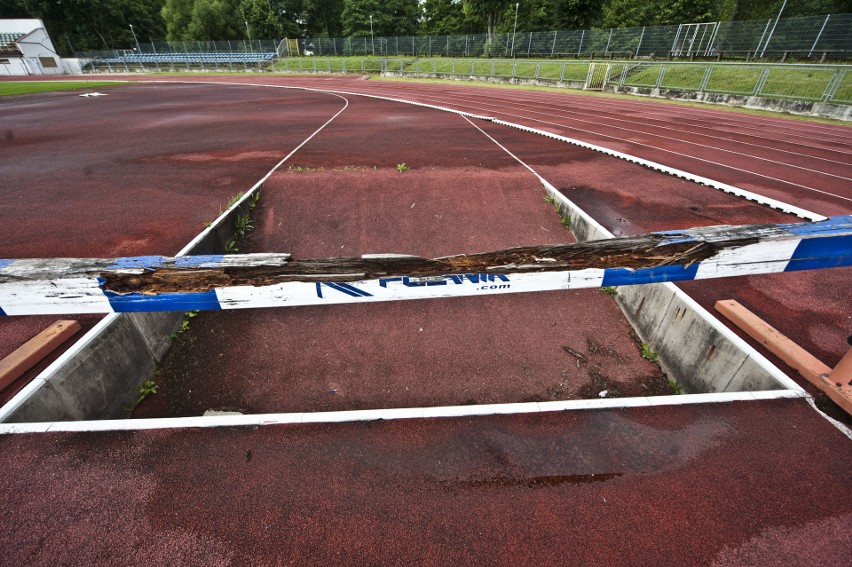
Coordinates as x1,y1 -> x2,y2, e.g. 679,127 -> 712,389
510,3 -> 519,58
245,20 -> 251,50
370,15 -> 375,56
760,0 -> 787,58
129,24 -> 141,53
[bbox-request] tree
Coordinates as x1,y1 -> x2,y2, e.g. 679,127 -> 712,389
495,0 -> 555,32
303,0 -> 344,37
420,0 -> 470,35
553,0 -> 603,30
340,0 -> 419,37
185,0 -> 241,40
162,0 -> 194,40
240,0 -> 284,39
1,0 -> 166,54
463,0 -> 511,42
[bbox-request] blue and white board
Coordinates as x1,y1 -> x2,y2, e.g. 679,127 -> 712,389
0,216 -> 850,316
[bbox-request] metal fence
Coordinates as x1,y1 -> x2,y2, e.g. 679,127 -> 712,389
372,59 -> 851,105
300,14 -> 852,60
78,14 -> 851,64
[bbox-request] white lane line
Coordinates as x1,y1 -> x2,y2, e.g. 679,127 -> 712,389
415,81 -> 852,143
443,89 -> 852,166
0,391 -> 809,434
178,90 -> 349,256
361,86 -> 852,186
162,78 -> 830,218
0,88 -> 351,424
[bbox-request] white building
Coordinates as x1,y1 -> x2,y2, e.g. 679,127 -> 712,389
0,19 -> 66,76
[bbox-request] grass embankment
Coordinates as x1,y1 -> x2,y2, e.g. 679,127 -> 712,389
274,56 -> 851,103
0,81 -> 122,96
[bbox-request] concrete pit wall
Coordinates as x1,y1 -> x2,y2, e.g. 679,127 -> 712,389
1,190 -> 261,423
605,85 -> 852,121
543,183 -> 790,394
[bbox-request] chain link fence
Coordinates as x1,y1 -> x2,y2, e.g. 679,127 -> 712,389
300,14 -> 851,61
77,13 -> 851,69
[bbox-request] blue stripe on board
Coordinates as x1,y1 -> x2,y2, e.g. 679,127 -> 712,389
781,215 -> 852,237
106,256 -> 166,270
0,259 -> 13,270
0,306 -> 6,317
175,255 -> 225,268
601,263 -> 701,287
326,282 -> 373,297
784,235 -> 852,272
105,290 -> 222,312
650,230 -> 699,246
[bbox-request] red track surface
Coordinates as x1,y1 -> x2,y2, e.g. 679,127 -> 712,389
0,76 -> 850,564
2,400 -> 850,565
0,83 -> 345,403
138,76 -> 852,215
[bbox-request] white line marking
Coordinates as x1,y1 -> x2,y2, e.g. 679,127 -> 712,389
0,391 -> 809,435
0,88 -> 351,424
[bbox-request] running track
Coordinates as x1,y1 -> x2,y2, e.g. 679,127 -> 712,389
0,77 -> 849,565
139,75 -> 852,217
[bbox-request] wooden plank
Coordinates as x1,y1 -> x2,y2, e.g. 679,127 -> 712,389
715,300 -> 851,414
0,320 -> 81,392
0,216 -> 850,315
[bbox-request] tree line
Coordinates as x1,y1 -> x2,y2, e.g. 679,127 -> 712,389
1,0 -> 847,54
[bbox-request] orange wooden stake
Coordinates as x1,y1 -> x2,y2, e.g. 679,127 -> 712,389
715,299 -> 852,415
0,320 -> 81,392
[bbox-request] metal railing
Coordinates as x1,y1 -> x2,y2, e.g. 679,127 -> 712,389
299,14 -> 852,61
370,59 -> 851,105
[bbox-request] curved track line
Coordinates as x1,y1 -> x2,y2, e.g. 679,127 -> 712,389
380,82 -> 852,156
445,82 -> 852,142
353,86 -> 852,192
420,88 -> 852,166
374,80 -> 852,147
160,79 -> 828,220
177,90 -> 350,256
0,88 -> 351,424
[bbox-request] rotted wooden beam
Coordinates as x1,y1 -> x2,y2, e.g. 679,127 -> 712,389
0,216 -> 850,315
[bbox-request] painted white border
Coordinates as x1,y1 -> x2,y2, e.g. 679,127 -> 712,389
0,389 -> 809,434
0,89 -> 351,424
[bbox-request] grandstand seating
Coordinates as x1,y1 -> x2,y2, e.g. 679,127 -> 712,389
100,52 -> 276,64
0,33 -> 23,51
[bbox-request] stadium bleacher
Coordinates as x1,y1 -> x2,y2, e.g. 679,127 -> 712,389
0,32 -> 23,52
100,52 -> 276,64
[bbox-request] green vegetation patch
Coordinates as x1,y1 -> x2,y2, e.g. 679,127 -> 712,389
0,81 -> 122,97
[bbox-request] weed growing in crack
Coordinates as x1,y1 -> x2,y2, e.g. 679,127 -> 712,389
544,195 -> 562,216
669,379 -> 683,395
599,286 -> 619,296
128,379 -> 158,412
225,239 -> 239,253
397,163 -> 410,173
641,343 -> 658,362
227,192 -> 244,209
235,213 -> 253,238
248,189 -> 262,211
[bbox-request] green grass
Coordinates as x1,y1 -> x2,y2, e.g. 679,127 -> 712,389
0,81 -> 122,96
759,67 -> 838,100
270,55 -> 852,108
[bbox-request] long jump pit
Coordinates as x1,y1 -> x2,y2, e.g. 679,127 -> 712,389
0,79 -> 846,423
